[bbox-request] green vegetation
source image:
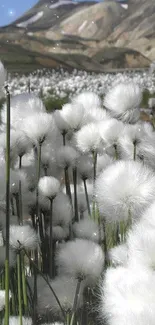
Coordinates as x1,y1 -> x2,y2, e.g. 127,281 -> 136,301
43,95 -> 69,111
142,89 -> 155,108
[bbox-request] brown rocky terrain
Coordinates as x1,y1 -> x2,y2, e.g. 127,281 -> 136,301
0,0 -> 153,72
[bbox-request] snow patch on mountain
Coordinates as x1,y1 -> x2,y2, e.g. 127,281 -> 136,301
49,0 -> 78,9
16,11 -> 44,28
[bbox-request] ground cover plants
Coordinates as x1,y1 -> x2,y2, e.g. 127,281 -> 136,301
1,60 -> 155,325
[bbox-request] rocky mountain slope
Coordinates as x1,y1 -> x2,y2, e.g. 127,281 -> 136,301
0,0 -> 153,72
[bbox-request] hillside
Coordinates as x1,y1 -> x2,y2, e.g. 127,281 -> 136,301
0,0 -> 153,72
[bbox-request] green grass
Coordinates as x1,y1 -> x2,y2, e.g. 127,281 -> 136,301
142,89 -> 155,108
43,96 -> 69,112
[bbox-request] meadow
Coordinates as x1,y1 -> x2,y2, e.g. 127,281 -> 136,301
5,68 -> 155,111
1,63 -> 155,325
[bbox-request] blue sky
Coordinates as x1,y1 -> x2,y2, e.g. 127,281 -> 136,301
0,0 -> 128,27
0,0 -> 38,27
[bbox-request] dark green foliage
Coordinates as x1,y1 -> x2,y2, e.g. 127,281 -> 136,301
142,89 -> 155,108
43,96 -> 69,112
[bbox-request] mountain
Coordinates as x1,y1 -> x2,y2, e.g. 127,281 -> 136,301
0,0 -> 153,72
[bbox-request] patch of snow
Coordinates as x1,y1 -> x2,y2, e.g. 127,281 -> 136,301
27,32 -> 34,36
16,11 -> 44,28
121,4 -> 128,9
78,20 -> 88,33
50,0 -> 77,9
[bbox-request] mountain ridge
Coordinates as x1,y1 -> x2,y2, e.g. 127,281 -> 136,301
0,0 -> 153,72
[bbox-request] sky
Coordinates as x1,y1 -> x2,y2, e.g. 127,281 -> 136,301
0,0 -> 38,27
0,0 -> 128,27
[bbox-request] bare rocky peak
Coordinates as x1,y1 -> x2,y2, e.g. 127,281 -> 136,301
0,0 -> 153,72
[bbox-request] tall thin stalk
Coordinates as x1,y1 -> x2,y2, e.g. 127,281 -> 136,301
4,85 -> 11,325
83,178 -> 91,216
64,167 -> 72,205
133,140 -> 137,161
18,155 -> 23,224
33,141 -> 42,324
102,218 -> 108,269
27,79 -> 31,93
70,278 -> 82,325
62,132 -> 66,146
49,198 -> 54,279
73,168 -> 78,222
21,251 -> 28,313
17,252 -> 23,325
92,151 -> 97,220
114,144 -> 118,160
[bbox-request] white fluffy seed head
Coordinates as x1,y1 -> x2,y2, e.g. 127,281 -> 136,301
47,225 -> 69,241
108,243 -> 128,266
0,130 -> 32,161
98,119 -> 124,146
54,109 -> 70,134
56,238 -> 104,282
11,130 -> 32,157
56,146 -> 79,168
38,176 -> 60,199
75,123 -> 102,153
100,266 -> 155,325
38,276 -> 83,316
104,82 -> 142,123
2,317 -> 32,325
127,216 -> 155,270
53,192 -> 72,226
119,123 -> 147,160
96,154 -> 114,176
95,160 -> 155,222
0,290 -> 11,311
61,102 -> 85,131
73,218 -> 103,243
73,91 -> 101,111
137,134 -> 155,170
0,60 -> 6,81
9,224 -> 38,250
1,93 -> 46,129
21,112 -> 54,144
0,61 -> 6,98
84,107 -> 109,124
77,155 -> 93,180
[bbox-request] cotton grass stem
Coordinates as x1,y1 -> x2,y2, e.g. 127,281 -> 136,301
92,151 -> 97,220
70,278 -> 82,325
133,140 -> 137,161
102,218 -> 108,269
62,132 -> 66,146
21,251 -> 28,313
114,144 -> 118,160
73,168 -> 78,222
83,179 -> 91,216
19,155 -> 23,224
64,167 -> 72,204
17,252 -> 23,325
27,79 -> 31,93
4,85 -> 11,325
49,198 -> 54,279
33,141 -> 42,324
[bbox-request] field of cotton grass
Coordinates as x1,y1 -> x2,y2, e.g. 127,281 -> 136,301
1,59 -> 155,325
6,68 -> 155,105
